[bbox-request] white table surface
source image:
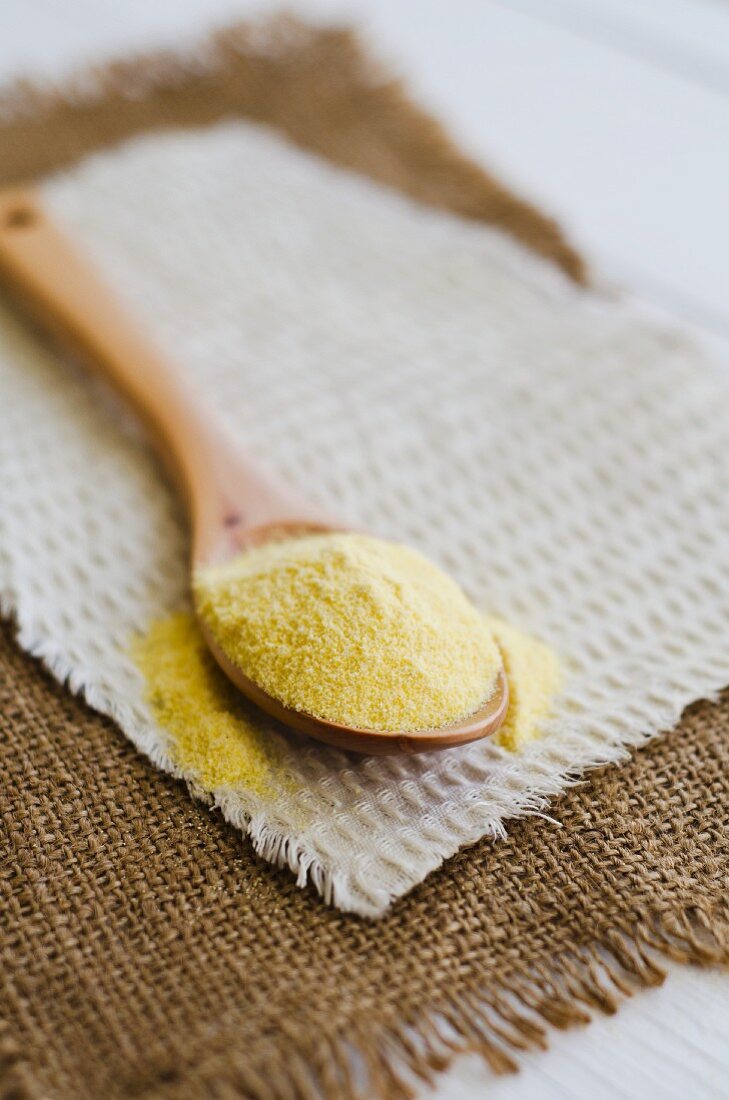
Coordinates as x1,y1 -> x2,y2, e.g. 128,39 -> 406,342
4,2 -> 728,1097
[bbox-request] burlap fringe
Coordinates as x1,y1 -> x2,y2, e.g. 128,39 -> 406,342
62,906 -> 719,1100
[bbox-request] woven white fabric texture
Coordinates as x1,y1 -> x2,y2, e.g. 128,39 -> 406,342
1,123 -> 728,916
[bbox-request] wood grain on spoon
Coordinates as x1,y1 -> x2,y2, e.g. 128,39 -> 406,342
0,187 -> 508,754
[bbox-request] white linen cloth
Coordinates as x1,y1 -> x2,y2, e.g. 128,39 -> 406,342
1,122 -> 727,915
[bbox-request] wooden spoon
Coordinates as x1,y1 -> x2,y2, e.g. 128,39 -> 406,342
0,187 -> 508,755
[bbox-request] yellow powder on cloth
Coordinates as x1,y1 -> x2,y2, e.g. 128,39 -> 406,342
485,617 -> 562,752
129,611 -> 280,795
194,533 -> 502,733
130,610 -> 561,796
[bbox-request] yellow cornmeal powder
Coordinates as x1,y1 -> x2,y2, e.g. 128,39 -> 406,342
194,533 -> 502,732
129,612 -> 279,795
130,612 -> 561,795
484,617 -> 562,751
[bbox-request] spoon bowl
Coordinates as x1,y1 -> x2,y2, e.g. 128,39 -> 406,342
0,187 -> 508,754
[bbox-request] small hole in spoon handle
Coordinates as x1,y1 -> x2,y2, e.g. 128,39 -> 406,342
4,206 -> 36,230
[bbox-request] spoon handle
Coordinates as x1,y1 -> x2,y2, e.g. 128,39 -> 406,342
0,187 -> 321,563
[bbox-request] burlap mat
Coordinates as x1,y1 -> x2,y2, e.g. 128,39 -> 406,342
1,18 -> 726,1100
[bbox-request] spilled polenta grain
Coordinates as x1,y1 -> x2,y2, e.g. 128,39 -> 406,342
130,611 -> 281,795
485,616 -> 562,751
131,604 -> 561,795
